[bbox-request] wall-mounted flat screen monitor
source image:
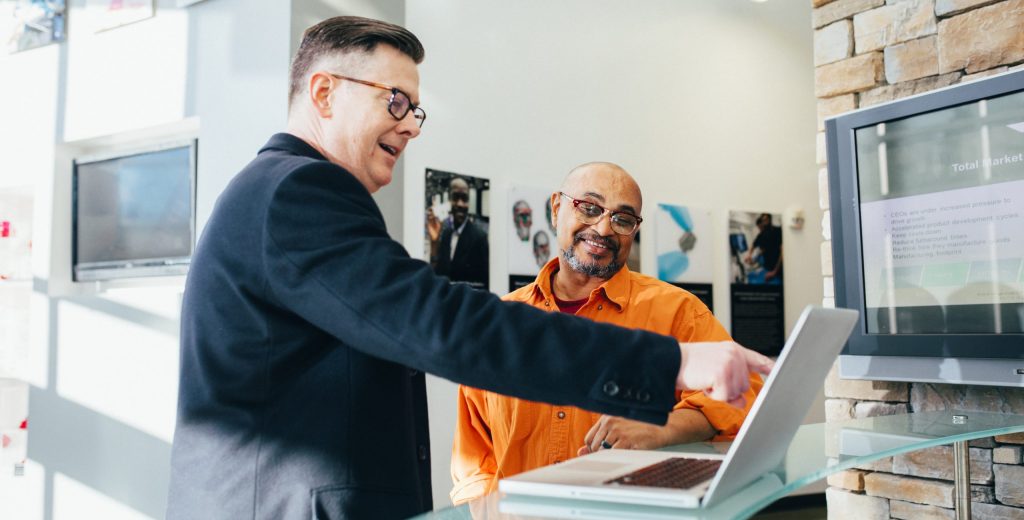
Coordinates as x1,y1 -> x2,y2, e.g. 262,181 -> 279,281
826,69 -> 1024,386
72,139 -> 197,281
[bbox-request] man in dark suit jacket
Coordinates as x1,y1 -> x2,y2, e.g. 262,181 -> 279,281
166,16 -> 773,520
430,177 -> 489,290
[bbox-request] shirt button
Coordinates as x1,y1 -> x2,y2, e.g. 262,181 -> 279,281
418,444 -> 428,461
598,304 -> 603,310
544,300 -> 550,307
603,381 -> 620,397
557,411 -> 566,419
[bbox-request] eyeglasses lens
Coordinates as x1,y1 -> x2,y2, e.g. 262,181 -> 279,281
388,90 -> 426,128
572,202 -> 637,235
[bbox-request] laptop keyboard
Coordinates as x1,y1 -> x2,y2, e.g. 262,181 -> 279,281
604,457 -> 722,490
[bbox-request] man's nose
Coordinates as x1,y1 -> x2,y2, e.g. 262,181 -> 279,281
398,112 -> 421,138
592,213 -> 615,237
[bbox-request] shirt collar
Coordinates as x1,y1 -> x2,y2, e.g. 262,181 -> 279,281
533,257 -> 632,311
450,217 -> 468,236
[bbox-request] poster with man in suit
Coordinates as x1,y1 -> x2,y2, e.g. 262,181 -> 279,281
425,169 -> 490,290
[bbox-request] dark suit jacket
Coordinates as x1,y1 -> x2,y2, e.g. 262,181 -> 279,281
434,218 -> 489,290
166,133 -> 681,520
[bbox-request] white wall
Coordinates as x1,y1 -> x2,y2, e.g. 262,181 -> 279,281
402,0 -> 819,507
3,1 -> 292,518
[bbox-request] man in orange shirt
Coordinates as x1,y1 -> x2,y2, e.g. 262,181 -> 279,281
450,162 -> 764,505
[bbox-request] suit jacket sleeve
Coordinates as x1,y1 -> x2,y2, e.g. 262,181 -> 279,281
261,163 -> 681,424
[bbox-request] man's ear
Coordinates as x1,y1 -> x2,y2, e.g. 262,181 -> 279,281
308,72 -> 335,118
549,192 -> 561,226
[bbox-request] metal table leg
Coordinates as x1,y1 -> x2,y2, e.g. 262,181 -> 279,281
953,439 -> 971,520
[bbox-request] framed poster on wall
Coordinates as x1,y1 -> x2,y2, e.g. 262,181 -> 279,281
507,185 -> 558,292
728,210 -> 784,355
7,0 -> 66,53
425,169 -> 490,291
89,0 -> 153,32
655,203 -> 714,311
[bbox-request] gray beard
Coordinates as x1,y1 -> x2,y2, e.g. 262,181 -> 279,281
562,245 -> 622,280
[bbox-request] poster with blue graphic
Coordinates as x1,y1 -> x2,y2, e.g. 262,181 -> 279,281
656,203 -> 714,311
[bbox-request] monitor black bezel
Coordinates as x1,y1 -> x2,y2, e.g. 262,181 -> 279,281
826,69 -> 1024,359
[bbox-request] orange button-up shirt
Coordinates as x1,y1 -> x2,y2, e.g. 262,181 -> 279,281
449,259 -> 763,504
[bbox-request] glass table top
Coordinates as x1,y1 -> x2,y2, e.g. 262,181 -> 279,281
412,410 -> 1024,520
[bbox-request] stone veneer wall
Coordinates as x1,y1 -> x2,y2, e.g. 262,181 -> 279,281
812,0 -> 1024,518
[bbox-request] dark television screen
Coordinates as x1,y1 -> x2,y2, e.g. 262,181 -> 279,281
73,140 -> 196,281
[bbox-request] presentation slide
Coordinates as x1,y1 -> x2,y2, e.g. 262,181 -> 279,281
861,179 -> 1024,309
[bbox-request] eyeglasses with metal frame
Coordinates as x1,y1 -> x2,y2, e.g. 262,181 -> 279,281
559,192 -> 642,235
328,73 -> 426,128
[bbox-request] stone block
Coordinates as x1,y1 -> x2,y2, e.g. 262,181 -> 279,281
994,446 -> 1022,464
818,167 -> 832,209
853,4 -> 897,52
827,469 -> 868,491
826,487 -> 890,519
996,433 -> 1024,445
911,383 -> 1024,414
815,52 -> 884,97
822,239 -> 834,276
858,68 -> 960,107
854,401 -> 909,418
972,484 -> 996,504
962,66 -> 1009,82
935,0 -> 1005,17
853,0 -> 936,53
994,464 -> 1024,507
816,20 -> 854,66
822,211 -> 832,240
864,472 -> 954,507
814,0 -> 887,28
890,499 -> 954,520
855,456 -> 893,472
817,93 -> 856,131
884,35 -> 939,83
973,501 -> 1024,520
825,363 -> 909,400
891,445 -> 993,484
815,0 -> 838,7
937,0 -> 1024,74
826,398 -> 855,422
970,437 -> 997,449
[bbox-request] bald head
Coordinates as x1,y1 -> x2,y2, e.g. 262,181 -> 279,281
560,162 -> 642,214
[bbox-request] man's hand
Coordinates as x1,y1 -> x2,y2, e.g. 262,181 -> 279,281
577,409 -> 717,456
426,208 -> 441,242
677,342 -> 774,409
578,415 -> 667,456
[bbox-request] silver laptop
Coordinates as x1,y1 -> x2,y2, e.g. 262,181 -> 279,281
499,306 -> 859,509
